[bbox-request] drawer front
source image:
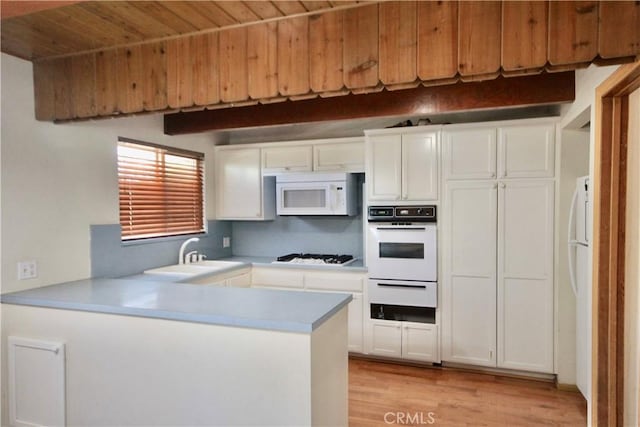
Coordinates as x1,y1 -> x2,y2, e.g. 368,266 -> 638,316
251,268 -> 304,289
368,279 -> 437,307
304,272 -> 364,292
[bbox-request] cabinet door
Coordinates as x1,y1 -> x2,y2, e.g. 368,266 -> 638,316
216,148 -> 265,219
498,124 -> 555,178
497,180 -> 554,373
442,181 -> 498,367
443,128 -> 497,180
402,132 -> 439,201
367,320 -> 402,357
226,272 -> 251,288
347,293 -> 364,353
366,134 -> 402,201
313,141 -> 365,172
262,145 -> 313,174
402,323 -> 439,362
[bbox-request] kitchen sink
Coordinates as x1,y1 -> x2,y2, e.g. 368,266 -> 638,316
143,260 -> 245,277
192,260 -> 245,269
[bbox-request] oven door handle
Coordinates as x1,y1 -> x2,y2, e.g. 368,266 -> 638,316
376,227 -> 427,231
376,283 -> 427,289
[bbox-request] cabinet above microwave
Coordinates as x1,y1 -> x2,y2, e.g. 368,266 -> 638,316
276,173 -> 358,216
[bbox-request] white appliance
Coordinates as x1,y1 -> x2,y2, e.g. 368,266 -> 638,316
568,175 -> 590,399
276,172 -> 357,216
367,206 -> 438,309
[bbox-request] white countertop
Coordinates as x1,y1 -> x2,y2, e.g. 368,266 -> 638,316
0,278 -> 351,333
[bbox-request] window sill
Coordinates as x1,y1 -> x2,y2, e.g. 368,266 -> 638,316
121,232 -> 208,247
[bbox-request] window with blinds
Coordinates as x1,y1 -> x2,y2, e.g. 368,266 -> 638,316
117,138 -> 205,240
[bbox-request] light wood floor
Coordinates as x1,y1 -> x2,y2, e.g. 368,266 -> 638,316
349,358 -> 587,427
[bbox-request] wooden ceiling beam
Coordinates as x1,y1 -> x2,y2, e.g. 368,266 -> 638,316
163,71 -> 575,135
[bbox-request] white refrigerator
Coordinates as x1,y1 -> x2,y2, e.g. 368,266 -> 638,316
568,175 -> 590,399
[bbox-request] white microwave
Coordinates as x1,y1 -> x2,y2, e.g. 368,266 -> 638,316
276,173 -> 357,216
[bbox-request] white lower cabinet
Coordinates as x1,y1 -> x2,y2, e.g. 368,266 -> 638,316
368,320 -> 439,362
251,267 -> 366,353
184,269 -> 252,287
402,323 -> 440,363
346,293 -> 364,353
251,267 -> 304,289
225,272 -> 251,288
369,320 -> 402,358
441,181 -> 498,367
441,179 -> 554,373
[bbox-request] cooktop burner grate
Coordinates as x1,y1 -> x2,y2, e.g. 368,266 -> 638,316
276,253 -> 355,265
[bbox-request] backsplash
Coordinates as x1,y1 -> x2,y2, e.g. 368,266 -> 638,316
90,220 -> 232,278
231,215 -> 363,258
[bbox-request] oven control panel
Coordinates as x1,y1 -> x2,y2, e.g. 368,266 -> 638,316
368,205 -> 436,222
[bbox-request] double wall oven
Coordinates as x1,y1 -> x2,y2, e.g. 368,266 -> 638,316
367,206 -> 437,323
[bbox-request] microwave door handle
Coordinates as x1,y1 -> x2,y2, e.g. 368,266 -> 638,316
332,185 -> 339,213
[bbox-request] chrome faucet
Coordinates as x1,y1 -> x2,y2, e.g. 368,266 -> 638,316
178,237 -> 200,264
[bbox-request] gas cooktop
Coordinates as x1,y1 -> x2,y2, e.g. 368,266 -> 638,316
274,253 -> 355,266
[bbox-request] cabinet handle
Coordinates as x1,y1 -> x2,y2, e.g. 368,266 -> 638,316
493,183 -> 498,189
491,173 -> 496,178
500,183 -> 506,189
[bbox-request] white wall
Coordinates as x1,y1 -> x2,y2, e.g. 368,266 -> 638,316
556,128 -> 590,387
557,63 -> 619,425
0,54 -> 221,294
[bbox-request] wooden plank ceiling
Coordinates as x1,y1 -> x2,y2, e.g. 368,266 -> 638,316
0,0 -> 356,60
0,0 -> 639,124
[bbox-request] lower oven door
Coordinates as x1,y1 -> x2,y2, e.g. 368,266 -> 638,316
368,279 -> 437,307
367,223 -> 437,281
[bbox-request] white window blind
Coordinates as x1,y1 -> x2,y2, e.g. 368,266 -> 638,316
118,138 -> 204,240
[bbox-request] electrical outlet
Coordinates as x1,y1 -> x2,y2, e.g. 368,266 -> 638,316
17,260 -> 38,280
223,236 -> 231,248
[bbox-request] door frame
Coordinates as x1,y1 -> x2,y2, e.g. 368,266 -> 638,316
592,60 -> 640,426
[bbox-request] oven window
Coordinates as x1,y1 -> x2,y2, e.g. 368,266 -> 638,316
283,189 -> 326,208
379,243 -> 424,259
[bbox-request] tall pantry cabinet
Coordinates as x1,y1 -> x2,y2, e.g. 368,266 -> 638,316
441,121 -> 556,373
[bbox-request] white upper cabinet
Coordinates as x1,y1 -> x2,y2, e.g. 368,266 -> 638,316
402,133 -> 439,201
443,121 -> 555,180
366,130 -> 439,202
366,134 -> 402,201
443,128 -> 497,180
313,141 -> 365,172
498,124 -> 555,178
215,147 -> 275,220
261,145 -> 313,174
260,138 -> 364,175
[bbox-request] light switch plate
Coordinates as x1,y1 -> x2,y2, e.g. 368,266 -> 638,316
223,237 -> 231,248
17,260 -> 38,280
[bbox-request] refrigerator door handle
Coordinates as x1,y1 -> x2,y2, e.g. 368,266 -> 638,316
567,187 -> 579,297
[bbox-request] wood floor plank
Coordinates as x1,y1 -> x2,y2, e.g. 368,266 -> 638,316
348,358 -> 586,426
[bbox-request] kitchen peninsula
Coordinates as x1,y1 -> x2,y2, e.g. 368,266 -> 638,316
0,278 -> 350,426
